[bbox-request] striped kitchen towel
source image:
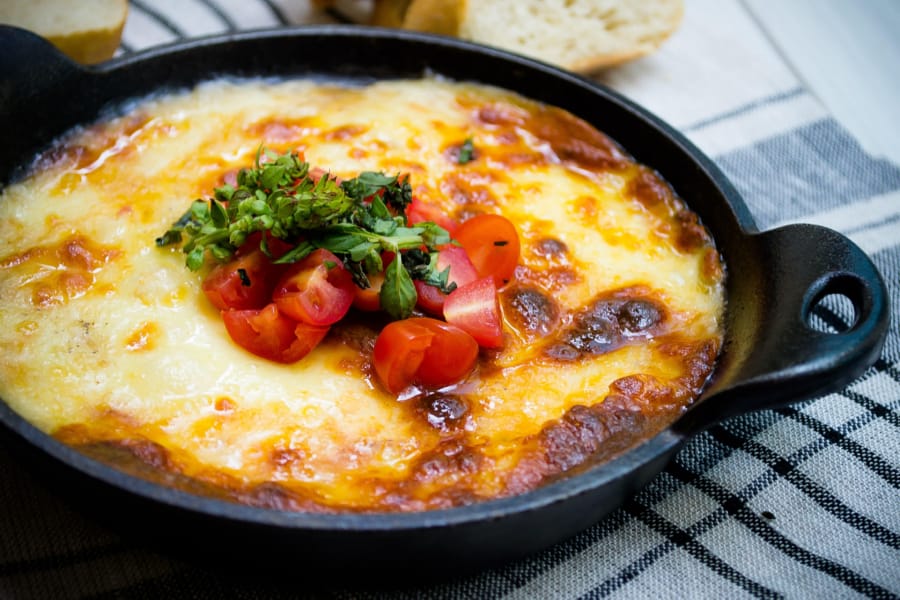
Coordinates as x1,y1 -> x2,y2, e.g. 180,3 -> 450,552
1,0 -> 898,598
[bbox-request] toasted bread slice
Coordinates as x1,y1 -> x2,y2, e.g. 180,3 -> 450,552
0,0 -> 128,64
371,0 -> 683,72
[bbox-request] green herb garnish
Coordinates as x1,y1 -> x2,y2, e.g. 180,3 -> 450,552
156,147 -> 452,319
457,138 -> 475,164
381,255 -> 418,320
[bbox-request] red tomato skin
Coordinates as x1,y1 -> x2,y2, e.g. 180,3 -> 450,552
413,280 -> 446,315
373,317 -> 479,394
308,167 -> 342,185
238,231 -> 295,260
454,214 -> 521,286
412,319 -> 479,387
222,304 -> 328,363
286,321 -> 331,362
273,249 -> 356,326
443,277 -> 504,348
202,248 -> 282,311
406,197 -> 458,234
373,319 -> 434,394
414,245 -> 479,315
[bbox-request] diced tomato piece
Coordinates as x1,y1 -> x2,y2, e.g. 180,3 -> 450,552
413,319 -> 480,387
222,304 -> 328,363
238,231 -> 294,260
222,169 -> 239,188
406,197 -> 458,234
353,252 -> 397,312
414,245 -> 479,315
443,277 -> 503,348
202,248 -> 283,311
353,269 -> 386,312
413,281 -> 444,315
308,167 -> 342,186
372,319 -> 433,394
273,249 -> 356,326
373,317 -> 478,394
454,214 -> 520,286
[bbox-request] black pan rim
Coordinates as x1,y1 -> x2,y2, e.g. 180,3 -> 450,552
0,398 -> 684,531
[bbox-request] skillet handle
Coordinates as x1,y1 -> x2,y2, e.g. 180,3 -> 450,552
0,26 -> 93,182
0,25 -> 90,105
677,223 -> 889,436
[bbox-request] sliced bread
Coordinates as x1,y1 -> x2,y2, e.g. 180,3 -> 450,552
0,0 -> 128,64
371,0 -> 684,72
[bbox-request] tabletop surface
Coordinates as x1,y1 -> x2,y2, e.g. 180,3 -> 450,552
1,1 -> 899,598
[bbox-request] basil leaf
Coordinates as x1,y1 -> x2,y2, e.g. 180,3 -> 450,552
214,183 -> 235,202
186,246 -> 206,271
190,200 -> 209,221
210,198 -> 228,228
417,222 -> 451,248
368,195 -> 392,220
371,217 -> 398,236
272,241 -> 315,265
260,164 -> 285,190
347,241 -> 378,262
380,257 -> 417,320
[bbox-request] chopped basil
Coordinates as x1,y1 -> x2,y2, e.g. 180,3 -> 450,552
457,138 -> 475,164
157,147 -> 450,318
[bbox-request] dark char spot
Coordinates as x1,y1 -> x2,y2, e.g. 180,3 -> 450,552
418,393 -> 469,431
619,300 -> 662,335
545,296 -> 664,361
534,237 -> 568,259
504,286 -> 559,337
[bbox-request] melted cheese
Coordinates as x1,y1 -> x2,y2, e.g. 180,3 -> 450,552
0,78 -> 725,511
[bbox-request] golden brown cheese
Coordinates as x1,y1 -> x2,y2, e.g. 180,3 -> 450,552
0,78 -> 725,512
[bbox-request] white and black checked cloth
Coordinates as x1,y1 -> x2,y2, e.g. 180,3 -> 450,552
2,1 -> 898,598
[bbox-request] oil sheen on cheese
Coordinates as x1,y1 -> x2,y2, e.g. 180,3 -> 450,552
0,78 -> 725,512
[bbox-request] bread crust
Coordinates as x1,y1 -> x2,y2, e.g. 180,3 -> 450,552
0,0 -> 127,64
370,0 -> 684,73
400,0 -> 463,36
46,22 -> 126,64
370,0 -> 415,28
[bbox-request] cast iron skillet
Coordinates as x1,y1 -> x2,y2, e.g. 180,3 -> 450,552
0,25 -> 889,576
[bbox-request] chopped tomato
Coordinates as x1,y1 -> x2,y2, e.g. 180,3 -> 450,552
353,269 -> 386,312
372,319 -> 432,394
406,197 -> 458,234
273,249 -> 356,326
202,248 -> 283,311
454,214 -> 520,286
222,169 -> 239,188
413,319 -> 480,387
222,304 -> 328,363
353,252 -> 397,312
414,245 -> 479,315
238,231 -> 294,260
443,277 -> 503,348
308,167 -> 342,186
373,317 -> 478,394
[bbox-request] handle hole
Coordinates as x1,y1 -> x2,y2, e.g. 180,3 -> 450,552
806,293 -> 857,334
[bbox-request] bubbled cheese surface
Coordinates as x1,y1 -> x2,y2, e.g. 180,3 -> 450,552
0,78 -> 725,511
